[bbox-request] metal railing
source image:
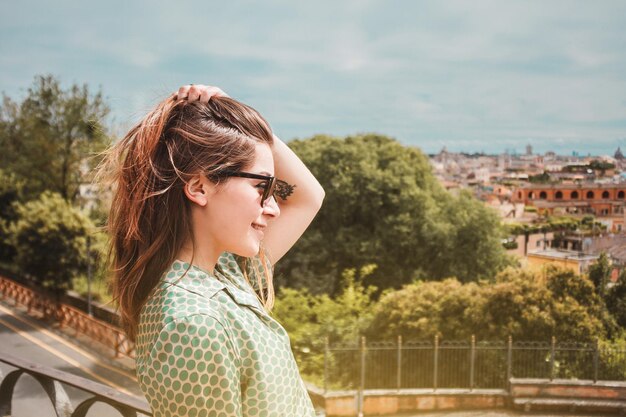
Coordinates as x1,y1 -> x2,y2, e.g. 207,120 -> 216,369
0,275 -> 134,358
0,351 -> 151,417
322,335 -> 626,392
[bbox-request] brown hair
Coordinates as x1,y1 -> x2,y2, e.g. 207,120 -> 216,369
101,95 -> 275,341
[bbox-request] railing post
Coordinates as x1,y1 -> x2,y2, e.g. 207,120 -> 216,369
593,338 -> 599,383
324,336 -> 329,393
397,335 -> 402,390
86,234 -> 93,317
507,335 -> 513,390
550,336 -> 556,381
433,335 -> 439,390
358,336 -> 366,417
115,333 -> 121,358
470,335 -> 475,390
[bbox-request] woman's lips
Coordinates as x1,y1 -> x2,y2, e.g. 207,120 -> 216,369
252,223 -> 266,236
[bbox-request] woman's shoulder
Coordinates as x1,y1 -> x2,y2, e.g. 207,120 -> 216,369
139,261 -> 229,327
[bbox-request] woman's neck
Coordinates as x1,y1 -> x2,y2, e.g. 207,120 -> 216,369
176,244 -> 219,274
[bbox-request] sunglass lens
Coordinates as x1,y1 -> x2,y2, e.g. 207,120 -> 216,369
263,178 -> 277,206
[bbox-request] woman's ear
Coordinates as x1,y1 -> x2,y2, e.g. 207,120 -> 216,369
184,175 -> 213,207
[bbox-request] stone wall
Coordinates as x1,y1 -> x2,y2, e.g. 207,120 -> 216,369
319,380 -> 626,416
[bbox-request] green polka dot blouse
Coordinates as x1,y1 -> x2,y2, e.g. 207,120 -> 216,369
135,253 -> 316,416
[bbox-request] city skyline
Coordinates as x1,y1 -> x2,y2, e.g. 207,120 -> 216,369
427,144 -> 626,158
1,1 -> 625,155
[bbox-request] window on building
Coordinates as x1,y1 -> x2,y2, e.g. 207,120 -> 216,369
602,191 -> 610,199
539,191 -> 547,199
555,191 -> 563,199
586,191 -> 594,199
618,191 -> 625,199
571,191 -> 579,199
529,192 -> 535,199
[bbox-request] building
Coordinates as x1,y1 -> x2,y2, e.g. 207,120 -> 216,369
527,249 -> 599,275
512,183 -> 626,232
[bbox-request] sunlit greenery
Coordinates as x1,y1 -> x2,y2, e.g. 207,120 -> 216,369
278,134 -> 513,294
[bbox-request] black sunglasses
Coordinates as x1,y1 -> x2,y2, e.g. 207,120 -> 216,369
220,171 -> 295,207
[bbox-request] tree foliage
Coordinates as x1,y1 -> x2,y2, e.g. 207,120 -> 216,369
9,191 -> 93,292
607,270 -> 626,329
0,75 -> 110,202
528,172 -> 552,183
0,169 -> 25,262
365,266 -> 607,343
272,265 -> 378,383
277,134 -> 511,294
588,252 -> 611,298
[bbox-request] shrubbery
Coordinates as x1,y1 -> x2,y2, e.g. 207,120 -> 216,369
272,265 -> 377,385
273,264 -> 623,383
9,191 -> 93,292
0,169 -> 25,262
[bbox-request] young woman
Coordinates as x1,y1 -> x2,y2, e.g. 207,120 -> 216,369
104,84 -> 324,416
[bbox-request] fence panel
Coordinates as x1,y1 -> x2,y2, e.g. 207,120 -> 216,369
474,342 -> 508,389
327,342 -> 361,390
364,342 -> 397,389
401,341 -> 434,389
324,338 -> 625,391
511,342 -> 551,379
554,342 -> 595,380
438,341 -> 470,388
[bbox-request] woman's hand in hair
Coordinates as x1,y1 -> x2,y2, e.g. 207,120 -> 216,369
175,84 -> 228,103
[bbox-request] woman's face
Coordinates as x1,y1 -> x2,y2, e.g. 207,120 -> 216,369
201,142 -> 280,257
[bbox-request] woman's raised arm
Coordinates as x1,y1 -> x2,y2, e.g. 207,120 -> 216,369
262,135 -> 325,263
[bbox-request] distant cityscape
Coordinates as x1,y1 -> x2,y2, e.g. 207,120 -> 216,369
429,144 -> 626,281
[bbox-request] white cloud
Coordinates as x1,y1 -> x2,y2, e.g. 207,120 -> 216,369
1,0 -> 625,154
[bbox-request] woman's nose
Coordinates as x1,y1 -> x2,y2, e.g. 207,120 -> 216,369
263,196 -> 281,218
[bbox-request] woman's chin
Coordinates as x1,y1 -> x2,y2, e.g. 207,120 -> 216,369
231,240 -> 260,258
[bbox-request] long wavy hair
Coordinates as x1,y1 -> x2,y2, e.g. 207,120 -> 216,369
101,95 -> 275,341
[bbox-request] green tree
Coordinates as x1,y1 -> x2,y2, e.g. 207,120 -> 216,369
588,252 -> 611,298
528,172 -> 551,183
272,265 -> 377,384
365,278 -> 482,341
365,266 -> 607,343
277,134 -> 511,294
0,75 -> 110,202
0,169 -> 25,262
434,190 -> 510,283
10,191 -> 93,293
606,269 -> 626,329
543,265 -> 609,341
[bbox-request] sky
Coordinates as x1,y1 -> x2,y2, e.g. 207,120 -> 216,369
1,0 -> 625,156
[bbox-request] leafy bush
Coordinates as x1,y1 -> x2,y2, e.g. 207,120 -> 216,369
365,266 -> 607,343
272,265 -> 377,385
10,191 -> 93,293
0,169 -> 25,262
71,230 -> 113,304
606,270 -> 626,329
